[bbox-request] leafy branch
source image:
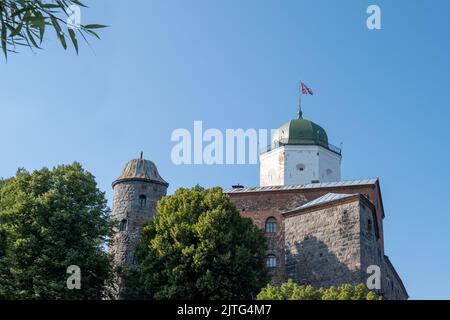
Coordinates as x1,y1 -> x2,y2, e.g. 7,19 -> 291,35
0,0 -> 107,60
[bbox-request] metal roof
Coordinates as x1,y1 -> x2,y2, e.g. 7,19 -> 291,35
285,192 -> 357,213
224,178 -> 378,194
112,155 -> 169,188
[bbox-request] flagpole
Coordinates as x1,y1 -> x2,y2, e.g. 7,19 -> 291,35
298,81 -> 303,119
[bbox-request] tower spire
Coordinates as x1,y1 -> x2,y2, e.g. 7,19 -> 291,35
298,81 -> 303,119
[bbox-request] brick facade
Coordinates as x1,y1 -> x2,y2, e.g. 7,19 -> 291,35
226,180 -> 408,299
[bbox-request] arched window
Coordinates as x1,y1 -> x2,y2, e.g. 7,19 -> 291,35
139,195 -> 147,208
265,217 -> 277,233
266,255 -> 277,268
119,219 -> 128,232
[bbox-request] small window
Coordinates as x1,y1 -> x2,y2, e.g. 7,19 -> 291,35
266,255 -> 277,268
265,217 -> 277,233
119,219 -> 128,232
368,219 -> 372,232
296,164 -> 305,171
139,195 -> 147,208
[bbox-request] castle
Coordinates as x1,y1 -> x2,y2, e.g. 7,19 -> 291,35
109,112 -> 408,300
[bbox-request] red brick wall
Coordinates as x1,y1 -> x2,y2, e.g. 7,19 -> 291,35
227,183 -> 385,285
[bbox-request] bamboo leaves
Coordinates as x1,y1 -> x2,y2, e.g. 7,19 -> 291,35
0,0 -> 107,59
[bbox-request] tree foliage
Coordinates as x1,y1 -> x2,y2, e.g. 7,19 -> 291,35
0,162 -> 113,299
256,279 -> 381,300
129,186 -> 270,300
0,0 -> 106,59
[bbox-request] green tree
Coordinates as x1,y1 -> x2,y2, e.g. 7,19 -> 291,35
0,163 -> 113,299
129,186 -> 269,300
257,279 -> 381,300
0,0 -> 106,59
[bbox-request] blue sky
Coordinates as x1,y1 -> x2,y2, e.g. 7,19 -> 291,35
1,0 -> 449,299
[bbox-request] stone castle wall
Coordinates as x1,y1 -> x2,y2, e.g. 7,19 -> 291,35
108,176 -> 407,299
284,200 -> 364,288
383,256 -> 408,299
110,180 -> 167,270
233,192 -> 308,285
228,185 -> 381,285
228,186 -> 408,299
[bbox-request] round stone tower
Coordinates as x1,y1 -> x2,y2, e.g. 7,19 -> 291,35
110,153 -> 168,297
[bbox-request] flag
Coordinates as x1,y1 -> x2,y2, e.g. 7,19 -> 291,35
301,82 -> 313,95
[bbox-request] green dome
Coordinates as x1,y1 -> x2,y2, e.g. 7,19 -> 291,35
277,118 -> 329,147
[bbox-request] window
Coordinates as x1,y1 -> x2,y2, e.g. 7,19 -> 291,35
139,195 -> 147,208
368,219 -> 372,233
265,217 -> 277,233
119,219 -> 128,232
296,164 -> 305,171
266,255 -> 277,268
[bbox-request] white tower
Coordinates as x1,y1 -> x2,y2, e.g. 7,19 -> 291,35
260,115 -> 341,186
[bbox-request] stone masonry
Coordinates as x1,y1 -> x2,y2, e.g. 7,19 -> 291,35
283,195 -> 381,288
109,157 -> 168,299
109,157 -> 408,300
110,180 -> 167,269
226,180 -> 408,299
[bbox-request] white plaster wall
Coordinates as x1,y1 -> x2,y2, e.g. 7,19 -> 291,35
284,145 -> 341,185
318,147 -> 341,182
260,145 -> 341,186
284,145 -> 320,185
260,147 -> 285,186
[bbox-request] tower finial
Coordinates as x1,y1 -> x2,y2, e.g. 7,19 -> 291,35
140,151 -> 143,160
298,81 -> 303,119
